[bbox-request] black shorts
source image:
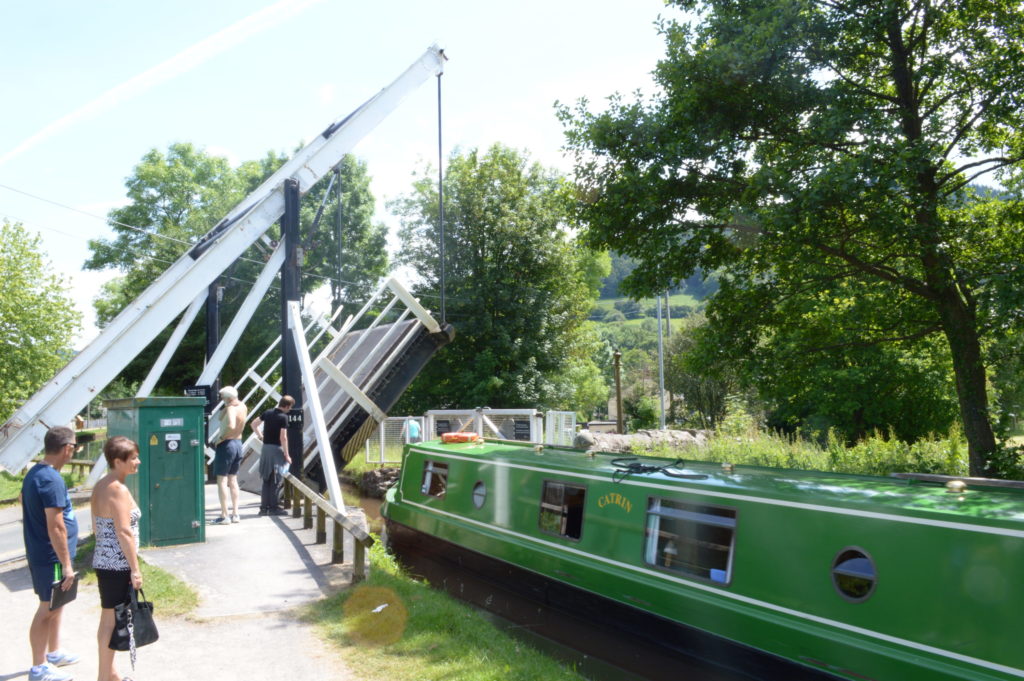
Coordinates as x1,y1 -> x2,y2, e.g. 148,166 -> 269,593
95,568 -> 132,609
214,439 -> 243,476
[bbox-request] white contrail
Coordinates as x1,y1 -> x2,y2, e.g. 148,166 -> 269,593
0,0 -> 323,167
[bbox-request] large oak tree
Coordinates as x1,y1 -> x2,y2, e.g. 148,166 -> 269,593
561,0 -> 1024,475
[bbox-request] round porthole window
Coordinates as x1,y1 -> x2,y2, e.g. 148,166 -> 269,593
472,481 -> 487,509
831,547 -> 877,602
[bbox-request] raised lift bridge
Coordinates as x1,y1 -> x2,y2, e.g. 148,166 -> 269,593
0,46 -> 452,506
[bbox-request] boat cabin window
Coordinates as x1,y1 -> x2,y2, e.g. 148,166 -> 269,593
420,460 -> 449,498
538,481 -> 586,540
832,548 -> 876,602
644,498 -> 736,584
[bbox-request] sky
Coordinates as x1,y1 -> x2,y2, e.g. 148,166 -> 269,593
0,0 -> 674,349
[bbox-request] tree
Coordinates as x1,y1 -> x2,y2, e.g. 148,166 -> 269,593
665,315 -> 737,429
0,221 -> 81,421
391,144 -> 605,412
561,0 -> 1024,475
85,143 -> 387,392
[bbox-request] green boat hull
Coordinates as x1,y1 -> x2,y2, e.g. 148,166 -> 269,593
383,439 -> 1024,681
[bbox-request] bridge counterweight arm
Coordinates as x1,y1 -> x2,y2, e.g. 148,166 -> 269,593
0,45 -> 446,473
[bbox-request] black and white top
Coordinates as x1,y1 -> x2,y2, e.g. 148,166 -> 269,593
92,507 -> 141,571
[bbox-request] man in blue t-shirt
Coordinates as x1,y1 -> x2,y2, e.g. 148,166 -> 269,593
22,425 -> 81,681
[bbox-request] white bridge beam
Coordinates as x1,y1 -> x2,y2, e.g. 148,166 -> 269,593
0,45 -> 445,473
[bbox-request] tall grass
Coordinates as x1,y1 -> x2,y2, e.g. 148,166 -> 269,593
304,541 -> 587,681
647,421 -> 969,478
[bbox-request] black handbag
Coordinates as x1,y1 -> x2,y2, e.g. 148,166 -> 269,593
109,587 -> 159,668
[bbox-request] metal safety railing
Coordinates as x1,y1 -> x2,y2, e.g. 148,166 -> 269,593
424,408 -> 577,446
364,416 -> 425,465
283,472 -> 373,582
362,410 -> 579,466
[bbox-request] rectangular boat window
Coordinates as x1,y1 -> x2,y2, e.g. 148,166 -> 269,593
538,481 -> 586,540
420,460 -> 449,498
644,498 -> 736,584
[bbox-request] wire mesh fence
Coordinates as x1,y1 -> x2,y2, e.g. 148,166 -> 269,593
365,409 -> 578,465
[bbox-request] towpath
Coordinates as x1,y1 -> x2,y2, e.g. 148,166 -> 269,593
0,484 -> 359,681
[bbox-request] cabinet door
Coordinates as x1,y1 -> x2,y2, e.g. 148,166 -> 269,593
148,429 -> 199,545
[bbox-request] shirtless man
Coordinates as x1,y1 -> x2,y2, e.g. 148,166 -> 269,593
211,386 -> 248,524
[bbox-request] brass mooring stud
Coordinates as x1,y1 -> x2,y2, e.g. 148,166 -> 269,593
945,479 -> 967,494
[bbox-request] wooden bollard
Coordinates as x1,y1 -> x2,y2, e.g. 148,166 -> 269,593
331,521 -> 344,564
315,507 -> 326,544
291,485 -> 302,518
303,495 -> 313,529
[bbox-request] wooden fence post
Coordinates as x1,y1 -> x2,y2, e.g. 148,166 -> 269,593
353,541 -> 366,582
332,521 -> 345,564
291,485 -> 302,518
315,507 -> 326,544
303,495 -> 313,529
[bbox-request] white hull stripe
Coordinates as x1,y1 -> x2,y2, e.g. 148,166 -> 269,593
413,449 -> 1024,540
401,497 -> 1024,679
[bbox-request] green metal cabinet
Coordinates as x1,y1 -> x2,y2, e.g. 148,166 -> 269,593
104,397 -> 206,546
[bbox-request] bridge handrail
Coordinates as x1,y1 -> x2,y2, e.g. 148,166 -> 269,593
282,472 -> 373,582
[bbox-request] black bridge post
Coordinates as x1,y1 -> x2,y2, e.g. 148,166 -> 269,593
282,179 -> 304,479
205,278 -> 221,483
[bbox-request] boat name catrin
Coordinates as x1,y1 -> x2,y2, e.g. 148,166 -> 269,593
597,492 -> 632,513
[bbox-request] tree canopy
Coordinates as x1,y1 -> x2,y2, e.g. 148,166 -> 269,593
0,221 -> 81,421
392,144 -> 608,415
561,0 -> 1024,474
85,143 -> 387,392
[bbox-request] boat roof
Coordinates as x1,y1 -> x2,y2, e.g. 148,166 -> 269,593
409,438 -> 1024,528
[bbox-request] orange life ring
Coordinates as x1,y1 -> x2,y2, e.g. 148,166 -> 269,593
441,431 -> 481,444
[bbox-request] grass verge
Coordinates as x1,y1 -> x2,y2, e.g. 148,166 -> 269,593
304,542 -> 587,681
74,536 -> 199,617
1,470 -> 21,502
1,469 -> 87,508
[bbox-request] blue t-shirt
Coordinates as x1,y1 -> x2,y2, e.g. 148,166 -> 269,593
407,419 -> 421,441
22,463 -> 79,566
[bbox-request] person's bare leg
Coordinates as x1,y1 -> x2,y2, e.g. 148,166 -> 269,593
216,475 -> 229,518
228,474 -> 240,517
29,601 -> 56,666
46,604 -> 63,654
97,608 -> 119,681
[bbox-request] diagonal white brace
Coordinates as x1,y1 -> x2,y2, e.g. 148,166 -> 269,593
136,291 -> 207,398
388,276 -> 441,334
197,242 -> 286,387
316,358 -> 388,423
287,302 -> 345,508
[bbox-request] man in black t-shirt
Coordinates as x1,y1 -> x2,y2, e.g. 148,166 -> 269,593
251,395 -> 294,515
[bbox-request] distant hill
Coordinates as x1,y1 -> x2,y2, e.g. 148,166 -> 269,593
599,252 -> 719,301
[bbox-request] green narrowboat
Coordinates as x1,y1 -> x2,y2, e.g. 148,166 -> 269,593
382,438 -> 1024,681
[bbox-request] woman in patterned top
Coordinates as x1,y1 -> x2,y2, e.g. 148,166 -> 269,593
90,436 -> 143,681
